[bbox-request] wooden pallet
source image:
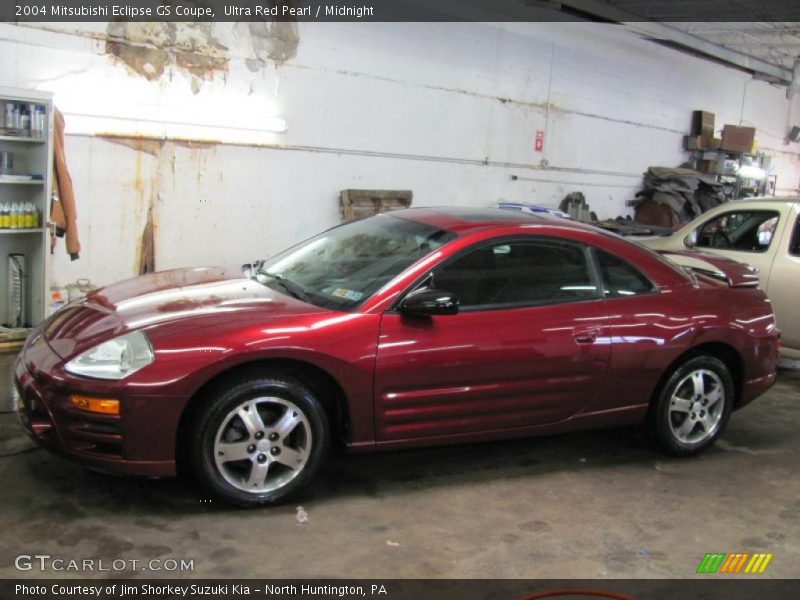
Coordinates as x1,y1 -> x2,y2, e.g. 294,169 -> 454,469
0,328 -> 29,353
0,340 -> 25,353
340,189 -> 413,221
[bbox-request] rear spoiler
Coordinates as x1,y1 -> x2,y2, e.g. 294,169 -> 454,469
656,250 -> 760,288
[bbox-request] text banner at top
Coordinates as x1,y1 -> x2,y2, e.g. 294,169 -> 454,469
4,0 -> 800,23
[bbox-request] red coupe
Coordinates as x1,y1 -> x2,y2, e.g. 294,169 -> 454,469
15,208 -> 780,505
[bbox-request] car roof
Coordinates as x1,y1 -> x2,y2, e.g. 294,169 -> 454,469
707,197 -> 799,211
388,206 -> 597,235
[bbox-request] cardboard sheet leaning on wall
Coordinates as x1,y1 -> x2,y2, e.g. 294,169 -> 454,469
50,108 -> 80,261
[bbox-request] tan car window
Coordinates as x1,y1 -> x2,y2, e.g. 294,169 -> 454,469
695,210 -> 780,254
791,215 -> 800,256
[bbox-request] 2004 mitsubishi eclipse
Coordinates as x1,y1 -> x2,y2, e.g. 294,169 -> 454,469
15,208 -> 780,506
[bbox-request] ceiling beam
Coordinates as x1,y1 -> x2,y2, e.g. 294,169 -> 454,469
557,0 -> 795,84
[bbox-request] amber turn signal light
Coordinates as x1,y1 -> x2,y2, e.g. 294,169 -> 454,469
69,395 -> 120,415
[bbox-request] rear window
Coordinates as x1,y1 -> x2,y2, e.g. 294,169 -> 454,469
597,251 -> 656,297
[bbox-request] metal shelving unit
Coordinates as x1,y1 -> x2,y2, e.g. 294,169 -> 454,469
0,86 -> 53,329
690,149 -> 774,199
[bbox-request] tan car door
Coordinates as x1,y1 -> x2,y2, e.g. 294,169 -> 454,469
689,208 -> 787,289
765,204 -> 800,353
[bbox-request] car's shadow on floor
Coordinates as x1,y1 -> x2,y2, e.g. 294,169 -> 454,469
1,420 -> 673,516
4,388 -> 795,517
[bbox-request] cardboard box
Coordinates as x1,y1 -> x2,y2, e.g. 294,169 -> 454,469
692,110 -> 715,137
696,159 -> 718,174
683,135 -> 701,151
721,125 -> 755,153
683,135 -> 722,152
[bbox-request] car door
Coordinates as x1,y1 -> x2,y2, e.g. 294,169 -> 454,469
373,236 -> 610,441
588,248 -> 694,414
687,208 -> 785,287
765,207 -> 800,352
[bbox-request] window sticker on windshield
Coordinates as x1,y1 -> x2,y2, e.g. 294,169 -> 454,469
330,288 -> 364,301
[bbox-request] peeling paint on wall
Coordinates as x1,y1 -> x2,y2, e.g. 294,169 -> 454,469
138,203 -> 156,275
98,134 -> 223,274
100,135 -> 166,156
105,21 -> 300,86
106,22 -> 229,87
245,22 -> 300,71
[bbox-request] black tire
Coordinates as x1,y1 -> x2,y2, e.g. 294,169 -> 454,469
189,370 -> 330,507
651,355 -> 734,456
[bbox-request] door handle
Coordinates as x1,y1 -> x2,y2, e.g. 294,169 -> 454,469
573,328 -> 598,344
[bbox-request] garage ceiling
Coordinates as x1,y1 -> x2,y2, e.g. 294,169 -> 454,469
413,0 -> 800,85
551,1 -> 800,86
664,22 -> 800,72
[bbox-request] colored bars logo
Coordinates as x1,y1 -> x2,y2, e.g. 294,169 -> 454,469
696,552 -> 773,574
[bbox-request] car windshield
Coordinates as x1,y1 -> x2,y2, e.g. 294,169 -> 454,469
255,214 -> 456,311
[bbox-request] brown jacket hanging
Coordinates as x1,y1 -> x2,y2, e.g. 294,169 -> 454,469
50,107 -> 81,260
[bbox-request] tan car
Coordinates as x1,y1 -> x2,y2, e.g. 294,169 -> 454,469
641,198 -> 800,359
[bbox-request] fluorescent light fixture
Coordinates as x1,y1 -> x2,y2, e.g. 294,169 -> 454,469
63,112 -> 287,142
42,69 -> 287,144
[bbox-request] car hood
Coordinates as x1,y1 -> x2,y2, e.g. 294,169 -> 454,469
43,266 -> 328,359
655,250 -> 760,288
637,235 -> 670,249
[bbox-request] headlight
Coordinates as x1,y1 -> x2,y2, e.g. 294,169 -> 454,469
65,331 -> 154,380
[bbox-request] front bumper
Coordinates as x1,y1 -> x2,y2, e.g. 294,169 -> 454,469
14,333 -> 178,477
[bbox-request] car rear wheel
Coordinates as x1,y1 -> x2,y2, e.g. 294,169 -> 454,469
190,371 -> 329,506
652,355 -> 734,456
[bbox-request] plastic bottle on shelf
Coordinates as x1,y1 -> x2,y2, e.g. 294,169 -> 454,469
10,202 -> 19,229
4,103 -> 14,130
33,106 -> 46,138
0,201 -> 9,228
30,203 -> 39,228
20,105 -> 30,136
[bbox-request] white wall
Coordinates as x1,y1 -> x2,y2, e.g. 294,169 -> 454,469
0,21 -> 798,289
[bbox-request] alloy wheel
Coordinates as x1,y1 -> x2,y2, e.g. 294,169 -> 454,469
213,397 -> 312,493
667,368 -> 726,445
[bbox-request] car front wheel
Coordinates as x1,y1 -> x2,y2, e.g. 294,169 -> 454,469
652,355 -> 734,456
190,371 -> 329,506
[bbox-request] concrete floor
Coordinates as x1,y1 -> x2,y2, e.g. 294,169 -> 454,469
1,351 -> 798,580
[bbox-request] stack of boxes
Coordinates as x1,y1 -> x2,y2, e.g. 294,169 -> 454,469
684,110 -> 756,174
683,110 -> 720,152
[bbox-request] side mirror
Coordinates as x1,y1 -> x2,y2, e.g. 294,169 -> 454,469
685,229 -> 698,248
399,288 -> 459,316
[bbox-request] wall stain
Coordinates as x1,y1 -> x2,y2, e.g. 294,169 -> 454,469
106,22 -> 229,88
138,203 -> 156,276
105,22 -> 300,88
100,134 -> 221,275
100,134 -> 165,157
245,22 -> 300,71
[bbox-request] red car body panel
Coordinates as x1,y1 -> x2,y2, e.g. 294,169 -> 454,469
14,209 -> 780,477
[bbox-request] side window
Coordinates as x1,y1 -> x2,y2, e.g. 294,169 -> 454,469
596,250 -> 656,298
791,215 -> 800,256
692,210 -> 780,253
433,239 -> 598,309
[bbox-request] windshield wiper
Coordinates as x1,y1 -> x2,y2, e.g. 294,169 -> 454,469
260,270 -> 311,303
